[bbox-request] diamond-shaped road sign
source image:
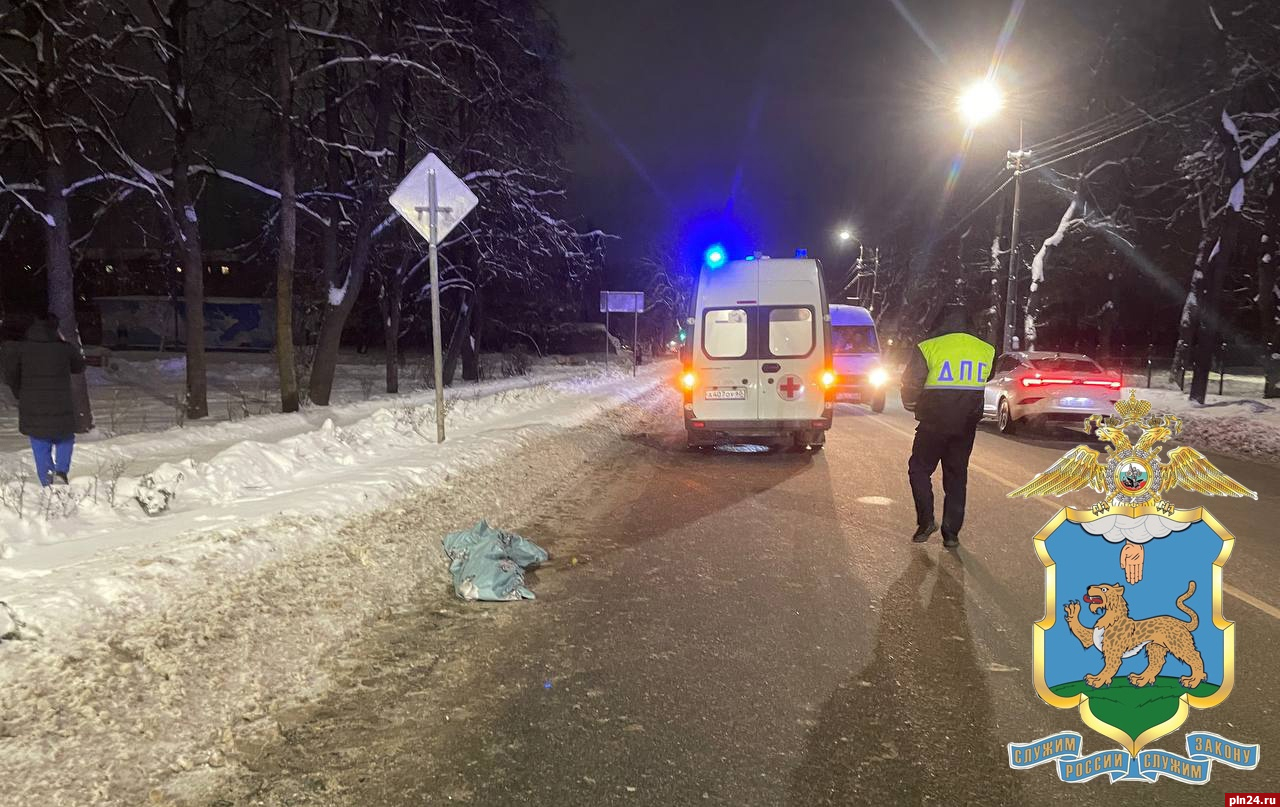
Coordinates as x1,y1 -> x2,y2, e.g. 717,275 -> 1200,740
389,153 -> 478,245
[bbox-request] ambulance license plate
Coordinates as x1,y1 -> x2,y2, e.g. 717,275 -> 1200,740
705,388 -> 746,400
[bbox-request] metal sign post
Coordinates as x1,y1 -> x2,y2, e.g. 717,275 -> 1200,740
389,153 -> 478,444
425,171 -> 447,442
600,291 -> 644,376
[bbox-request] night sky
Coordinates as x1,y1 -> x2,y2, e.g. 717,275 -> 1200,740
549,0 -> 1106,280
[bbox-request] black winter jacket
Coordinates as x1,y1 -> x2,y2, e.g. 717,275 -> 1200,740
2,320 -> 86,438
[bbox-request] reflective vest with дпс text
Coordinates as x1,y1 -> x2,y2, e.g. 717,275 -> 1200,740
917,333 -> 996,390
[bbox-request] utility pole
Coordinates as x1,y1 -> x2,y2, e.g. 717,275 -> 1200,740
1004,120 -> 1030,353
871,247 -> 880,312
855,244 -> 865,303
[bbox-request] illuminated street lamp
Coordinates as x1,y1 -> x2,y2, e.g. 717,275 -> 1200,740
837,229 -> 854,243
957,80 -> 1004,127
959,79 -> 1028,352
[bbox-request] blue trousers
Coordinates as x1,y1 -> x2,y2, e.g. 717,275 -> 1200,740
30,435 -> 74,486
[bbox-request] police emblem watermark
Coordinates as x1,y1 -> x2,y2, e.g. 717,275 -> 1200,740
1005,392 -> 1261,784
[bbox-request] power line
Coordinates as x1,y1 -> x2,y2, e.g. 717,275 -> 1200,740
1029,85 -> 1231,172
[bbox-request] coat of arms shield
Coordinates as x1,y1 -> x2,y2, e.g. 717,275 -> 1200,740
1006,393 -> 1261,784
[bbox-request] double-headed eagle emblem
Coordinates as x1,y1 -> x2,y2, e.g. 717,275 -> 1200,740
1009,391 -> 1256,514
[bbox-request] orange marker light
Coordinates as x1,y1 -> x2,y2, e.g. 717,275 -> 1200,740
820,370 -> 837,388
681,371 -> 697,390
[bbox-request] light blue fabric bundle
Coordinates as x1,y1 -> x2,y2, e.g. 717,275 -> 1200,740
442,520 -> 548,601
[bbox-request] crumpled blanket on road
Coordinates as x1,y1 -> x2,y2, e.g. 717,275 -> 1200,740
442,520 -> 548,601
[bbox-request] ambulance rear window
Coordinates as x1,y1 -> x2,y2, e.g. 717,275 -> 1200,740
767,307 -> 815,358
703,308 -> 749,358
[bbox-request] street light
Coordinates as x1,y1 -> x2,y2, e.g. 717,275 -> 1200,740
837,229 -> 854,242
957,80 -> 1003,127
958,79 -> 1028,353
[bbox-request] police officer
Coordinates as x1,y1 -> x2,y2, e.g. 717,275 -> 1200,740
900,304 -> 996,548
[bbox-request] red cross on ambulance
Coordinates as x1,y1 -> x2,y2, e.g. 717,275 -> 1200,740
778,374 -> 804,400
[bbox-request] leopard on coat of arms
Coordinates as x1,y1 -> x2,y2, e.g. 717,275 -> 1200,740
1062,580 -> 1204,690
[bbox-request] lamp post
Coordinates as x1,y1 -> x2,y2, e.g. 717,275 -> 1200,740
958,80 -> 1028,353
1004,121 -> 1030,353
834,227 -> 864,303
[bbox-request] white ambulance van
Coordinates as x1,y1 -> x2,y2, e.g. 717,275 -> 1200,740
829,304 -> 888,412
680,256 -> 835,450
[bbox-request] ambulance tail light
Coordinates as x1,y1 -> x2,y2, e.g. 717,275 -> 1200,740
820,370 -> 837,389
680,370 -> 696,405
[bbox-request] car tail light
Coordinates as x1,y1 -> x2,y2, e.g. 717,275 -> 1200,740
820,370 -> 837,388
681,371 -> 696,390
1020,375 -> 1074,387
1082,378 -> 1122,389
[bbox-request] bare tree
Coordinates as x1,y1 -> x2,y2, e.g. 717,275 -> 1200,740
274,2 -> 300,411
0,0 -> 122,429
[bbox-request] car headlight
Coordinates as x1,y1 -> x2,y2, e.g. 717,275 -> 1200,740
869,367 -> 888,388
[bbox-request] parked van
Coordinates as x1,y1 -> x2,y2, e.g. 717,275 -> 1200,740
829,304 -> 888,412
681,257 -> 835,450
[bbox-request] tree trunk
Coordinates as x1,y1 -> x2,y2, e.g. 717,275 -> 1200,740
462,286 -> 482,381
42,145 -> 94,432
274,4 -> 299,412
164,0 -> 208,419
1189,113 -> 1245,404
321,42 -> 341,310
381,255 -> 407,394
988,206 -> 1005,346
441,291 -> 471,387
1263,179 -> 1280,399
380,70 -> 412,396
1170,230 -> 1210,386
308,7 -> 396,406
34,8 -> 93,432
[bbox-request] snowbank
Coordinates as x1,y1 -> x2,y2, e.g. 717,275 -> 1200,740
1137,387 -> 1280,464
0,364 -> 666,649
0,364 -> 672,807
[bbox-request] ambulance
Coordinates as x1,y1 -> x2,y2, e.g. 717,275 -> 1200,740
680,254 -> 835,450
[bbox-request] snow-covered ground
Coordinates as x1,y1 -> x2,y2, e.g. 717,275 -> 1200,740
1120,372 -> 1280,463
0,349 -> 603,454
0,354 -> 669,805
0,355 -> 660,642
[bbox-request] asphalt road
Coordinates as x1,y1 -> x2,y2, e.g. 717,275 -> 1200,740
210,390 -> 1280,806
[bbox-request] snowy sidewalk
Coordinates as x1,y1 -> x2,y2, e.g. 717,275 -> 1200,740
0,364 -> 673,807
0,363 -> 668,644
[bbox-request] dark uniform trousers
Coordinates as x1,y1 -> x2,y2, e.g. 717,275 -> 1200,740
908,425 -> 977,537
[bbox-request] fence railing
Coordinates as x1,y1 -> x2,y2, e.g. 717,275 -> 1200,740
1096,341 -> 1274,398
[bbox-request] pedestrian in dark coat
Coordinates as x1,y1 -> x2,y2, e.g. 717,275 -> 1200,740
2,313 -> 86,486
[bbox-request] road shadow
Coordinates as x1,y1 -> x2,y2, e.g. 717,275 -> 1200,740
786,550 -> 1028,806
977,421 -> 1102,450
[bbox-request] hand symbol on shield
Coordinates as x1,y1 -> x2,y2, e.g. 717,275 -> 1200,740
1120,541 -> 1144,584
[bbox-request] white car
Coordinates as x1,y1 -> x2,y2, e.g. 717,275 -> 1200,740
983,351 -> 1122,434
